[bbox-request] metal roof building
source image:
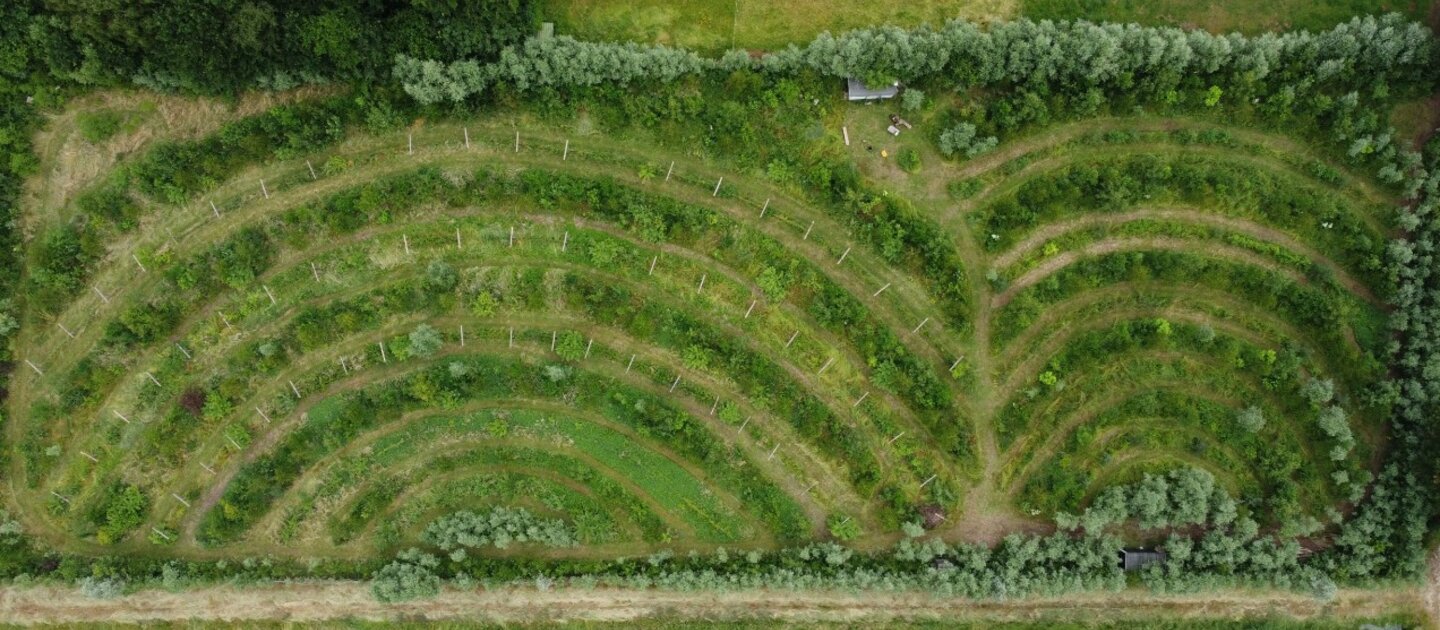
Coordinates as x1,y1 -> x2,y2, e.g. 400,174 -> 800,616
846,78 -> 899,102
1120,548 -> 1168,572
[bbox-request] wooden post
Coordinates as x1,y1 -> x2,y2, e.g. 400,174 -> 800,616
220,312 -> 233,329
509,328 -> 514,348
712,177 -> 723,196
745,300 -> 757,318
563,139 -> 569,160
664,161 -> 674,182
256,407 -> 271,424
648,256 -> 657,275
739,417 -> 750,432
152,527 -> 172,541
710,397 -> 719,415
912,317 -> 930,334
288,380 -> 301,398
263,285 -> 277,306
696,273 -> 706,294
403,234 -> 411,255
112,410 -> 130,424
23,359 -> 42,375
584,338 -> 593,358
339,357 -> 349,374
785,331 -> 799,348
873,283 -> 891,297
515,131 -> 520,153
260,179 -> 269,199
802,221 -> 814,240
56,322 -> 76,339
201,463 -> 216,474
133,254 -> 147,272
842,126 -> 850,146
463,127 -> 470,149
561,231 -> 568,252
836,246 -> 851,265
80,451 -> 98,463
853,392 -> 869,407
920,474 -> 937,488
379,342 -> 388,364
306,160 -> 317,180
226,436 -> 242,450
408,133 -> 414,155
669,375 -> 681,392
175,343 -> 192,360
760,198 -> 769,218
210,200 -> 220,218
626,354 -> 636,373
818,357 -> 835,374
509,226 -> 514,247
460,325 -> 466,347
92,286 -> 110,304
456,227 -> 463,249
768,444 -> 780,460
144,372 -> 161,387
311,262 -> 320,282
551,331 -> 556,352
172,493 -> 191,508
50,491 -> 70,505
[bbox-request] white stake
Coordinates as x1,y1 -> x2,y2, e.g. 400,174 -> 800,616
144,372 -> 161,387
768,444 -> 780,460
760,198 -> 770,218
563,139 -> 569,160
408,133 -> 413,155
509,226 -> 515,247
887,432 -> 905,445
515,131 -> 520,153
132,254 -> 147,272
339,357 -> 349,374
805,481 -> 818,492
151,527 -> 171,541
713,177 -> 724,196
803,221 -> 814,240
739,417 -> 750,432
509,328 -> 514,348
842,125 -> 850,146
670,375 -> 681,392
920,474 -> 938,488
745,300 -> 757,318
112,410 -> 130,424
311,262 -> 320,282
785,331 -> 799,348
403,234 -> 411,255
210,200 -> 220,218
201,463 -> 216,474
175,343 -> 191,360
912,317 -> 930,334
379,342 -> 388,363
288,380 -> 301,398
172,493 -> 191,508
260,179 -> 269,199
80,451 -> 98,463
306,160 -> 317,180
873,283 -> 891,297
561,231 -> 568,252
836,246 -> 851,265
256,407 -> 271,424
23,359 -> 42,375
50,491 -> 70,504
710,397 -> 719,415
696,273 -> 706,294
818,357 -> 835,374
626,354 -> 636,373
460,326 -> 466,347
584,338 -> 593,358
226,436 -> 242,450
551,331 -> 556,351
665,161 -> 674,182
463,127 -> 470,149
220,312 -> 233,329
92,286 -> 110,304
456,227 -> 463,249
950,356 -> 965,372
56,322 -> 76,339
853,392 -> 869,408
263,285 -> 277,306
648,256 -> 657,275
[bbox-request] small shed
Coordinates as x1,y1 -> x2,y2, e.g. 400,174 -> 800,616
1120,548 -> 1167,572
846,78 -> 899,102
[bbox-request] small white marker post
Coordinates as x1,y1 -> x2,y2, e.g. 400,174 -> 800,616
144,372 -> 161,387
584,338 -> 593,359
842,126 -> 850,146
648,256 -> 658,275
23,359 -> 42,375
306,160 -> 317,180
263,285 -> 277,306
550,331 -> 556,351
132,254 -> 147,272
403,234 -> 411,255
804,481 -> 818,493
172,493 -> 191,508
220,312 -> 233,329
80,451 -> 98,463
260,179 -> 269,199
92,286 -> 110,304
785,331 -> 799,348
710,397 -> 719,415
408,133 -> 414,155
112,410 -> 130,424
836,246 -> 851,265
744,300 -> 757,318
226,436 -> 243,450
339,357 -> 349,375
626,354 -> 636,373
887,432 -> 905,445
817,357 -> 835,374
509,226 -> 515,248
696,274 -> 706,294
912,317 -> 930,334
311,262 -> 320,282
256,407 -> 272,424
50,491 -> 70,505
463,127 -> 470,149
151,527 -> 172,541
514,131 -> 520,153
210,200 -> 220,218
664,161 -> 674,182
669,374 -> 681,392
853,392 -> 869,408
563,139 -> 569,160
460,325 -> 466,347
920,474 -> 938,489
288,380 -> 301,398
950,356 -> 965,372
738,417 -> 750,432
56,322 -> 76,339
175,343 -> 191,360
873,283 -> 891,297
508,328 -> 514,348
767,444 -> 780,460
561,231 -> 568,252
802,221 -> 814,240
760,198 -> 770,218
712,177 -> 723,197
456,227 -> 463,249
201,463 -> 216,474
379,342 -> 388,364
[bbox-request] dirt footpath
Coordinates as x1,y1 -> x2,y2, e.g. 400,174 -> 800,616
0,581 -> 1426,626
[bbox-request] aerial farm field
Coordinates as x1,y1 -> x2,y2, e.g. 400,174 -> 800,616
0,1 -> 1438,627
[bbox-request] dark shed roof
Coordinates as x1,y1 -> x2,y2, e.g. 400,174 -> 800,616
1120,548 -> 1167,572
846,78 -> 899,101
